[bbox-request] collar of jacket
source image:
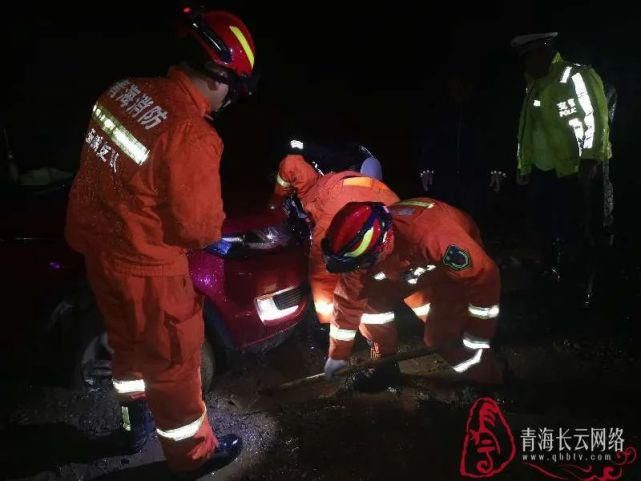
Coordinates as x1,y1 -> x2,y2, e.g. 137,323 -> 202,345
525,52 -> 565,90
167,66 -> 212,117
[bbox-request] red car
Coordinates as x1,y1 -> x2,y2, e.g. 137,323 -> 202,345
0,167 -> 310,390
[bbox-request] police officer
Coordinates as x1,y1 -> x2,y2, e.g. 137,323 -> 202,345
511,32 -> 614,306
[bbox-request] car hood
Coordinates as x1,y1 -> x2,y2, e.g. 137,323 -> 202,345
220,176 -> 284,234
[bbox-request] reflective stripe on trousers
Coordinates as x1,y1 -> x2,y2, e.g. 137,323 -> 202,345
452,333 -> 491,373
412,303 -> 431,317
113,378 -> 146,394
156,409 -> 207,442
452,349 -> 484,373
360,311 -> 395,324
468,304 -> 500,319
330,324 -> 357,341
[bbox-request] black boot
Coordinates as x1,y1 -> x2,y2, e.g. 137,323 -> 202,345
350,361 -> 401,393
172,434 -> 243,480
119,399 -> 155,454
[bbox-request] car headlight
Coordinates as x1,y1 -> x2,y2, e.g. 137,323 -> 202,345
205,224 -> 291,258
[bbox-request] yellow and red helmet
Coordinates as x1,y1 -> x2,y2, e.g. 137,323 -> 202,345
322,202 -> 393,273
181,7 -> 256,78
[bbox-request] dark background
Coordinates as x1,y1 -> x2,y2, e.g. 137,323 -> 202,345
3,0 -> 640,236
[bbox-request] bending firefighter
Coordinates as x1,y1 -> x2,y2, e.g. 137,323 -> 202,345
66,9 -> 256,479
321,199 -> 502,392
270,140 -> 399,325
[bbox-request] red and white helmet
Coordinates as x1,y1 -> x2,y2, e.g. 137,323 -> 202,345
322,202 -> 393,273
180,7 -> 256,80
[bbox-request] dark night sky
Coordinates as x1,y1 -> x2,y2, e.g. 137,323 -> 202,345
3,1 -> 640,201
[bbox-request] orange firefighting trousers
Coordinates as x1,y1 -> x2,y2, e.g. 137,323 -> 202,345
86,256 -> 217,472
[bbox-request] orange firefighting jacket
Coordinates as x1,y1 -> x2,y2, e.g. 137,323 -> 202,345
273,153 -> 399,229
329,198 -> 501,359
66,67 -> 224,276
273,154 -> 320,199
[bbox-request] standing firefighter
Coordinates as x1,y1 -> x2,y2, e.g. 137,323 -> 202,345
321,199 -> 502,392
270,141 -> 398,326
65,9 -> 256,479
511,32 -> 614,306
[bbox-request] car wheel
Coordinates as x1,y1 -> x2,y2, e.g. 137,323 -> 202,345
77,333 -> 216,396
56,284 -> 218,395
75,334 -> 218,396
71,297 -> 111,390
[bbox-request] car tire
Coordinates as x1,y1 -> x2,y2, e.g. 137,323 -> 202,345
73,327 -> 218,397
56,284 -> 217,395
69,292 -> 110,391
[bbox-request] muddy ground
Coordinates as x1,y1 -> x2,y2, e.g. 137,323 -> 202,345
2,260 -> 641,481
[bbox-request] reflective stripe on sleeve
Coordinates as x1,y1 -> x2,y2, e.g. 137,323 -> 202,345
276,173 -> 291,188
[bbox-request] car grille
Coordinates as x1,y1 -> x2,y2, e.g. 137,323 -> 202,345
273,286 -> 305,310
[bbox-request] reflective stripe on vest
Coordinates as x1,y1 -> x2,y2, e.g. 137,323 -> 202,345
92,104 -> 150,165
342,176 -> 374,188
571,72 -> 595,150
395,200 -> 435,209
342,176 -> 390,193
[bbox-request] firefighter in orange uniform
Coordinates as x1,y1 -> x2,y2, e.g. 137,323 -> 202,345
270,143 -> 399,325
65,9 -> 256,479
321,199 -> 502,392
